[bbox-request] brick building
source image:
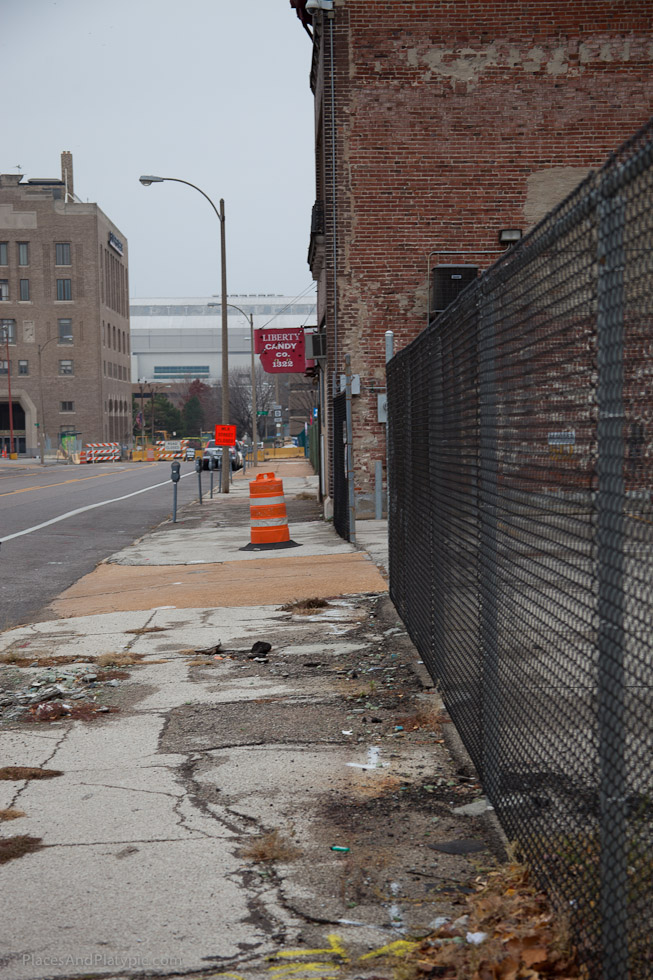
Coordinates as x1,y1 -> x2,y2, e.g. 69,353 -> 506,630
0,152 -> 130,456
293,0 -> 653,517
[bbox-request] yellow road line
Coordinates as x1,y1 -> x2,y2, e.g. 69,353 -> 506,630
0,466 -> 157,498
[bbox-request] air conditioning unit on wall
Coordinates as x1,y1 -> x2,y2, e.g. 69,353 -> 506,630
431,265 -> 478,317
305,332 -> 327,360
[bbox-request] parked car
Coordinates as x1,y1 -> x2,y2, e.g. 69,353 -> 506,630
201,441 -> 242,471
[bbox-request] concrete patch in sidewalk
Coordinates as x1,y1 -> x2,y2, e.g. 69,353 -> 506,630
108,519 -> 355,566
49,553 -> 388,619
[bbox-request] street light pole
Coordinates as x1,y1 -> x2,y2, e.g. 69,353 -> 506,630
219,198 -> 229,491
37,335 -> 58,464
138,378 -> 146,447
139,175 -> 230,492
249,311 -> 258,466
209,301 -> 257,469
150,383 -> 156,446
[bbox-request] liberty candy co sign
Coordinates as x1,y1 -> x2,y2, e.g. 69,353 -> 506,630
255,327 -> 305,374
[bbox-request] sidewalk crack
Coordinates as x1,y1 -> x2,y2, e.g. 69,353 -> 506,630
9,727 -> 70,807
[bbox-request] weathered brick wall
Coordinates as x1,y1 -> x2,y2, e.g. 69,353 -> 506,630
312,0 -> 653,515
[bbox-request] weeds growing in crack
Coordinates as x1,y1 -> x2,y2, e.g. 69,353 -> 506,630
280,597 -> 329,614
241,828 -> 301,863
124,626 -> 169,635
0,836 -> 44,864
96,652 -> 144,667
0,653 -> 96,667
0,808 -> 26,821
0,767 -> 63,780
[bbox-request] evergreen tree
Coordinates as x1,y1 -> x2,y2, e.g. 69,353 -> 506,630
182,395 -> 204,436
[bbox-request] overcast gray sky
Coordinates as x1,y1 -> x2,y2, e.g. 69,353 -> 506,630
1,0 -> 316,301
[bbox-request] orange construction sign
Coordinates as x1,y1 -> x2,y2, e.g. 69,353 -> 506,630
214,424 -> 237,446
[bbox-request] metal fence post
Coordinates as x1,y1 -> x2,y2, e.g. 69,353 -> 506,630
375,459 -> 383,519
478,283 -> 500,804
345,353 -> 356,544
596,189 -> 628,980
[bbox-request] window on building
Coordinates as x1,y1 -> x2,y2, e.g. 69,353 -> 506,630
0,319 -> 16,343
58,318 -> 73,343
60,401 -> 75,413
0,280 -> 9,301
56,279 -> 72,301
55,243 -> 71,266
19,279 -> 30,301
59,359 -> 74,375
0,360 -> 9,375
18,242 -> 29,266
0,243 -> 7,265
153,365 -> 210,377
18,360 -> 28,375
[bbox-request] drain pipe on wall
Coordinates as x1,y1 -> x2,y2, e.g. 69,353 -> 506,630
329,9 -> 338,397
345,353 -> 356,544
385,330 -> 394,522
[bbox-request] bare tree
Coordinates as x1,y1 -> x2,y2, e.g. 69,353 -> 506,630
228,366 -> 277,440
289,376 -> 318,432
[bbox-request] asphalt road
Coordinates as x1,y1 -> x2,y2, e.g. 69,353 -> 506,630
0,460 -> 201,631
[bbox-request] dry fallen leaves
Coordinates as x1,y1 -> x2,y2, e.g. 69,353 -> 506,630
399,861 -> 586,980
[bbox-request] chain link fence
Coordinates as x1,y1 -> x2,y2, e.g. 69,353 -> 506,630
387,118 -> 653,979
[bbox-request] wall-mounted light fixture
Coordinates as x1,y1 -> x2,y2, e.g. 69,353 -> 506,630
498,228 -> 523,245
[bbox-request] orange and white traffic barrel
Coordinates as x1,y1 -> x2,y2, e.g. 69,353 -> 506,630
248,472 -> 290,545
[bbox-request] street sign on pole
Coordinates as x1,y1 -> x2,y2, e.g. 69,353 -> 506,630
214,424 -> 237,446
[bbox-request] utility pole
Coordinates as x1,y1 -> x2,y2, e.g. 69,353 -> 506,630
220,198 -> 229,492
2,325 -> 14,456
249,312 -> 258,467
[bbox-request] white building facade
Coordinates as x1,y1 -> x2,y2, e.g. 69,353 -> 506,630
129,295 -> 316,382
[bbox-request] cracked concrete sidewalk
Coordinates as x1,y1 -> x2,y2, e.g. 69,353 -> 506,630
0,460 -> 497,980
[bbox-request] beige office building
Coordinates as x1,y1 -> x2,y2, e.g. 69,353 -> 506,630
0,152 -> 131,456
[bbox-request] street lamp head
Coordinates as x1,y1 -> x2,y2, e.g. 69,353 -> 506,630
139,175 -> 164,186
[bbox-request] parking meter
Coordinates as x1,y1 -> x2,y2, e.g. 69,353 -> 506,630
170,461 -> 181,523
195,455 -> 203,505
208,454 -> 215,498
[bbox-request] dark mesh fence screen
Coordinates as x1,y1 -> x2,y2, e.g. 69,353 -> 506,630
387,120 -> 653,980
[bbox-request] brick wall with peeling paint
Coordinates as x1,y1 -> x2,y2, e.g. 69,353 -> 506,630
307,1 -> 653,517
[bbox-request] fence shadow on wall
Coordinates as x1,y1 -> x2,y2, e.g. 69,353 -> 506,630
387,117 -> 653,980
